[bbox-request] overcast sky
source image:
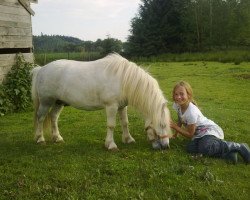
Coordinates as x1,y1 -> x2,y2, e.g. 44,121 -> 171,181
31,0 -> 141,42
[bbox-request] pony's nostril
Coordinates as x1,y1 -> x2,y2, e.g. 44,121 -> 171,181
160,143 -> 169,150
159,138 -> 170,150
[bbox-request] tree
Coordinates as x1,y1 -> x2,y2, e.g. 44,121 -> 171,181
100,35 -> 123,56
125,0 -> 250,56
126,0 -> 189,56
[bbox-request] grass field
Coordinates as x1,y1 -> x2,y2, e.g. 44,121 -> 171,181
0,61 -> 250,199
34,50 -> 250,66
34,52 -> 101,66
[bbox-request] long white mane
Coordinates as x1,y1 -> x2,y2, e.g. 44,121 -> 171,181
103,54 -> 167,127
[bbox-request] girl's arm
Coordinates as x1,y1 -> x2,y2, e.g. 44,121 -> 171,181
172,121 -> 182,138
170,121 -> 196,139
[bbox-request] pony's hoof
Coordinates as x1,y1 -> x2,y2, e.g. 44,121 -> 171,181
109,147 -> 119,152
52,135 -> 64,143
123,136 -> 136,144
37,140 -> 46,145
36,136 -> 45,144
55,139 -> 64,143
106,142 -> 118,151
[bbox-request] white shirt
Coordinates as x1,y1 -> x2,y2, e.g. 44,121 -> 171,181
173,102 -> 224,140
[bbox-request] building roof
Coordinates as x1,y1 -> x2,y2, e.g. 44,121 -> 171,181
18,0 -> 38,16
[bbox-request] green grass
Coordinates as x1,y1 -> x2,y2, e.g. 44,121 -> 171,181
134,50 -> 250,63
34,52 -> 101,66
34,50 -> 250,67
0,61 -> 250,199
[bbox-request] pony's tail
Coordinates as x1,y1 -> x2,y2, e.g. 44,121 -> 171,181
31,67 -> 51,132
31,67 -> 41,129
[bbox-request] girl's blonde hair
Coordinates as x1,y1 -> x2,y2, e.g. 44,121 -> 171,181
172,81 -> 198,106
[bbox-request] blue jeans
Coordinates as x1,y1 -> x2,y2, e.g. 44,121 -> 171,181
187,135 -> 224,157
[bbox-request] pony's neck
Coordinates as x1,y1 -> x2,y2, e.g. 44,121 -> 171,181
120,63 -> 165,127
103,54 -> 166,127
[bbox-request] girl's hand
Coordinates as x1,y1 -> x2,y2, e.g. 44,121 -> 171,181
170,120 -> 178,130
171,132 -> 178,139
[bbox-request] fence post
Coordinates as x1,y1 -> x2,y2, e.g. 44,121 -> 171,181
44,53 -> 47,65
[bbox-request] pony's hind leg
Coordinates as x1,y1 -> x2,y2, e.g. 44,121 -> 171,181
35,103 -> 51,144
50,104 -> 64,143
119,107 -> 135,144
105,104 -> 119,150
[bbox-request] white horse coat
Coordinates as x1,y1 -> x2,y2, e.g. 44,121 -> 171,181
31,54 -> 171,150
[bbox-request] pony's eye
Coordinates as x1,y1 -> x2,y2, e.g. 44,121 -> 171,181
160,124 -> 166,129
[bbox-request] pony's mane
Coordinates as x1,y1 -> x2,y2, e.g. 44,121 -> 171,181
103,53 -> 167,126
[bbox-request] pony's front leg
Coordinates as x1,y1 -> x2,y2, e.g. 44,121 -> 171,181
50,104 -> 64,143
105,104 -> 118,150
119,107 -> 135,144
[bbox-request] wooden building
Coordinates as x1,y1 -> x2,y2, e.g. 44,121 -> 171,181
0,0 -> 37,83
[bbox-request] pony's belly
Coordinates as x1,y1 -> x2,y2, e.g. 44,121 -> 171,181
63,98 -> 104,110
72,104 -> 104,111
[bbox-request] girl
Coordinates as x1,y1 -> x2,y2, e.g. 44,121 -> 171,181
170,81 -> 250,164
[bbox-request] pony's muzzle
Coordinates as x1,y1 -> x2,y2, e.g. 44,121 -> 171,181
152,137 -> 170,150
160,137 -> 170,150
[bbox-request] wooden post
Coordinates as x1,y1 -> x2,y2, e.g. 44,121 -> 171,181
44,53 -> 46,65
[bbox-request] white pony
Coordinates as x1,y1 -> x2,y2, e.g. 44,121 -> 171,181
31,53 -> 171,150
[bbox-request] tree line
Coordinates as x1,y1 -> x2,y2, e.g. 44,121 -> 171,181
125,0 -> 250,56
33,34 -> 123,56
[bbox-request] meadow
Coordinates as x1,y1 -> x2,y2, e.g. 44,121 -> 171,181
34,50 -> 250,66
34,52 -> 101,66
0,61 -> 250,199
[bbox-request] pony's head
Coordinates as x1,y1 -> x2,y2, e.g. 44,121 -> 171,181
145,104 -> 171,150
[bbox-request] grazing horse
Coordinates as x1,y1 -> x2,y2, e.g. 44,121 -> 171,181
31,53 -> 171,150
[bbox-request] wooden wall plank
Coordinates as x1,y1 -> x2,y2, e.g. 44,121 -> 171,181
0,41 -> 33,49
0,12 -> 31,23
0,53 -> 33,63
0,35 -> 32,41
0,4 -> 30,16
0,20 -> 30,28
0,0 -> 20,7
0,53 -> 33,59
0,26 -> 32,36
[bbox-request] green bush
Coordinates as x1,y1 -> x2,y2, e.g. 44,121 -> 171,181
0,54 -> 35,116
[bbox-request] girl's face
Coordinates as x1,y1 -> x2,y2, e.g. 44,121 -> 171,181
173,86 -> 190,107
